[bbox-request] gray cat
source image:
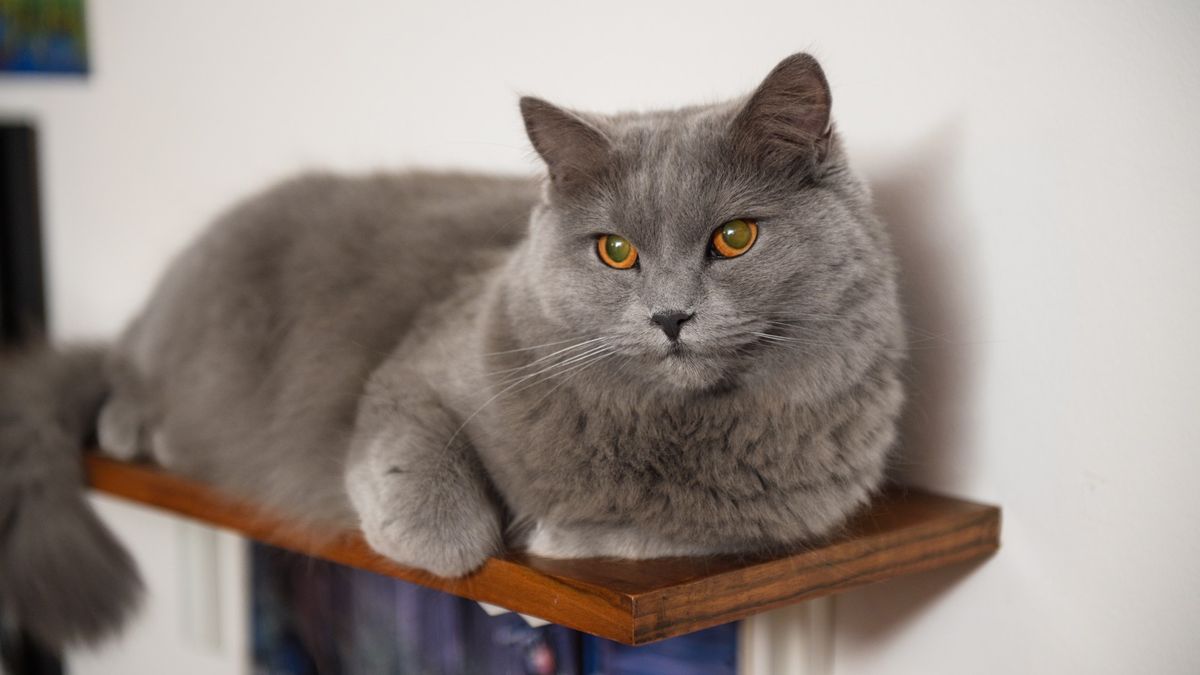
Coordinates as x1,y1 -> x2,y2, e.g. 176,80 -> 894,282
0,53 -> 904,647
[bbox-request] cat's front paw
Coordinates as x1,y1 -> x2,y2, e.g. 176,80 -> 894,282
361,510 -> 499,578
348,459 -> 502,578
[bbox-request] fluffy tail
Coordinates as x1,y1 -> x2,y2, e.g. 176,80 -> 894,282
0,345 -> 142,648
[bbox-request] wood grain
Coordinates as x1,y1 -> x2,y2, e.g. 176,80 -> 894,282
84,454 -> 999,645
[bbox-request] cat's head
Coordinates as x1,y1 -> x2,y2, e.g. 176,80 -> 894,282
516,53 -> 899,391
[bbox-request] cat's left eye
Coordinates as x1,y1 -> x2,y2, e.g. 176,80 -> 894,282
711,219 -> 758,258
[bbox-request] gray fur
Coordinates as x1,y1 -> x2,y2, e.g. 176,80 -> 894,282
0,53 -> 904,642
0,347 -> 143,647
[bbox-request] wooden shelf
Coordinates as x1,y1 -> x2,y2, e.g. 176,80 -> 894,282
84,454 -> 1000,645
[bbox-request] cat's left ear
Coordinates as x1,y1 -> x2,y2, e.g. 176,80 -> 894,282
520,97 -> 613,194
730,53 -> 833,173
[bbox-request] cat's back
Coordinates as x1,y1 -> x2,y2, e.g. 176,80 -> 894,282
205,170 -> 538,266
111,170 -> 538,518
128,169 -> 538,365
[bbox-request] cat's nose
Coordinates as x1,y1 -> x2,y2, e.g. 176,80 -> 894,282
650,310 -> 695,341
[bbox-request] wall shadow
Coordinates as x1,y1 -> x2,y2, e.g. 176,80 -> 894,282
835,557 -> 991,649
837,120 -> 988,639
869,119 -> 982,492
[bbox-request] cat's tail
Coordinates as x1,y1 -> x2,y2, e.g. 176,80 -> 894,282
0,345 -> 143,648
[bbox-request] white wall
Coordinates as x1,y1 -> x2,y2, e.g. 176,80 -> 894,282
69,498 -> 248,675
3,1 -> 1198,673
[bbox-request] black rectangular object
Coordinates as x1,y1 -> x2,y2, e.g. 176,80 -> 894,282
0,122 -> 48,344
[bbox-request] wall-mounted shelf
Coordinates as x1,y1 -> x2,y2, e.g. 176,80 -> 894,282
84,454 -> 1000,645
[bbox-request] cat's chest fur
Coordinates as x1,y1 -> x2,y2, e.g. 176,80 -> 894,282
471,369 -> 868,549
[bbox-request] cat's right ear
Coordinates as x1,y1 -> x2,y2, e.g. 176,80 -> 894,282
520,97 -> 612,193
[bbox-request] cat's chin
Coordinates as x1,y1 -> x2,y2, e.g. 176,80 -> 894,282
652,349 -> 738,392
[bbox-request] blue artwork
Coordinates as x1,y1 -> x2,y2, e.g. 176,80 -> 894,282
251,543 -> 739,674
0,0 -> 89,75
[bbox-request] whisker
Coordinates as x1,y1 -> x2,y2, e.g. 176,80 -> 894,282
442,346 -> 616,451
763,320 -> 851,332
544,350 -> 619,400
479,335 -> 602,357
751,331 -> 923,360
484,336 -> 610,378
765,319 -> 953,347
765,313 -> 850,322
492,342 -> 613,388
510,348 -> 616,404
751,331 -> 843,347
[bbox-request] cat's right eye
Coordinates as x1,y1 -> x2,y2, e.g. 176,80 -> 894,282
597,234 -> 638,269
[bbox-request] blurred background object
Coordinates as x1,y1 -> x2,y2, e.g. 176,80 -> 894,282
0,0 -> 89,75
251,543 -> 738,675
0,122 -> 47,344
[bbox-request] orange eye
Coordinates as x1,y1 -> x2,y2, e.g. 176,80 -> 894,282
597,234 -> 638,269
711,219 -> 758,258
